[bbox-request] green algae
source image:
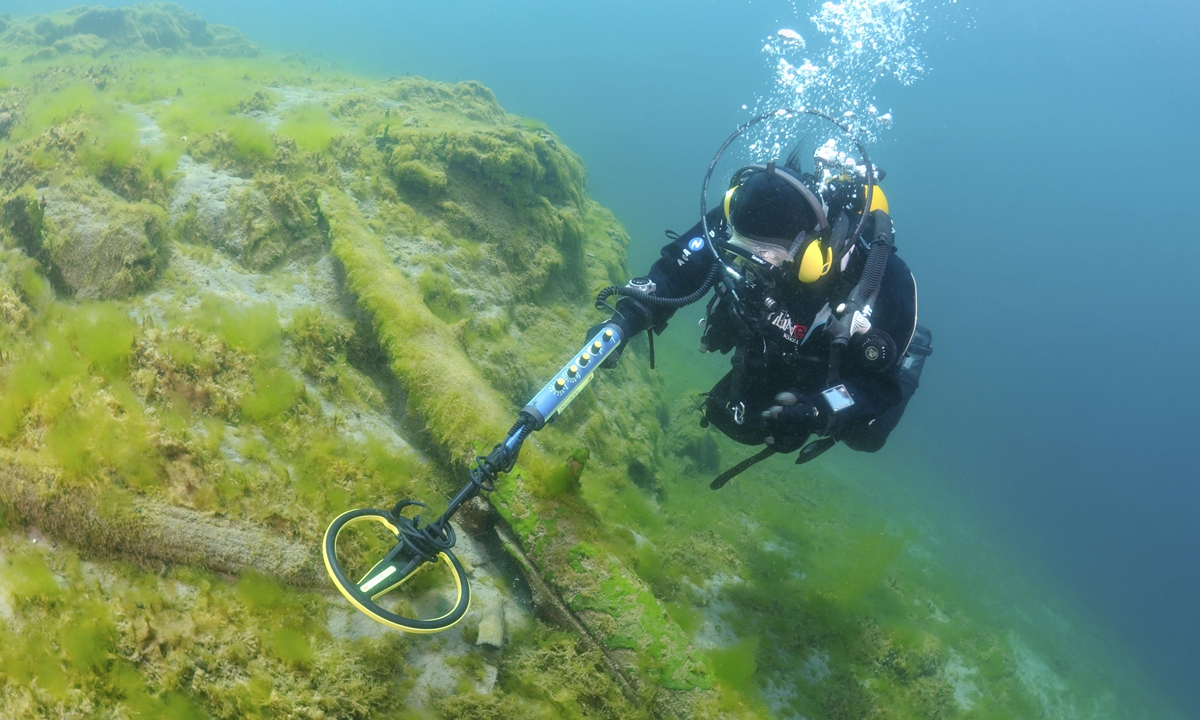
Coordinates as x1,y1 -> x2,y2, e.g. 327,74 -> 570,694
418,267 -> 468,322
286,306 -> 383,409
64,302 -> 137,377
445,630 -> 649,720
568,557 -> 712,691
276,104 -> 335,151
0,5 -> 1178,719
0,534 -> 411,719
538,447 -> 589,498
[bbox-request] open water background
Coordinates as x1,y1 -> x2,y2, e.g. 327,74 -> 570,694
8,0 -> 1200,713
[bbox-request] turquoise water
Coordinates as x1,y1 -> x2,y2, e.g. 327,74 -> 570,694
7,0 -> 1198,714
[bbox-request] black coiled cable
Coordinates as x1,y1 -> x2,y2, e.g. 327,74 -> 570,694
392,421 -> 531,564
400,517 -> 455,563
594,262 -> 721,313
386,500 -> 456,564
471,423 -> 530,492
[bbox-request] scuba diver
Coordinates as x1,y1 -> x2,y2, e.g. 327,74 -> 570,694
322,115 -> 935,633
593,140 -> 933,486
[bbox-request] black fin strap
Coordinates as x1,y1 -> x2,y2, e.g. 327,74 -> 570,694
795,437 -> 836,465
710,447 -> 778,490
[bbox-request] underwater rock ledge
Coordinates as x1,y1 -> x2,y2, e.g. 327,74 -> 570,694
0,3 -> 259,63
0,4 -> 1165,720
0,4 -> 722,718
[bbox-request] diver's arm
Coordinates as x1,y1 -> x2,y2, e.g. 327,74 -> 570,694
824,372 -> 904,432
642,208 -> 726,325
827,251 -> 918,442
591,209 -> 725,354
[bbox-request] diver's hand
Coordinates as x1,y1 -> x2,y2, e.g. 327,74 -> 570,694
587,296 -> 653,369
761,391 -> 820,452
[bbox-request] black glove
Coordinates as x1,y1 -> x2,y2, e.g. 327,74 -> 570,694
761,391 -> 821,453
586,295 -> 654,368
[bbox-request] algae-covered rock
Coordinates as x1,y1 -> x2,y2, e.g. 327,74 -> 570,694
20,46 -> 58,64
0,99 -> 17,140
37,178 -> 165,298
172,162 -> 321,271
52,32 -> 107,56
1,3 -> 259,58
169,155 -> 248,242
225,173 -> 320,269
130,326 -> 251,417
0,186 -> 44,251
0,6 -> 1162,720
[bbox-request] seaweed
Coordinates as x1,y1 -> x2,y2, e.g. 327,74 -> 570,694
0,6 -> 1175,720
37,178 -> 167,298
278,103 -> 340,154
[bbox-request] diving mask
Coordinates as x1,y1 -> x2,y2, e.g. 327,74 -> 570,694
726,228 -> 832,284
726,229 -> 807,268
724,161 -> 833,282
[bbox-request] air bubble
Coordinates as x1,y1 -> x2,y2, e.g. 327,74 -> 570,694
749,0 -> 958,154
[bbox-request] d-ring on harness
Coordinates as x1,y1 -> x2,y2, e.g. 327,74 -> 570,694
322,323 -> 627,633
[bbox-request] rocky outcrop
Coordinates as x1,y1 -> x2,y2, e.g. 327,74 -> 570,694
0,6 -> 1142,720
0,5 -> 718,713
36,178 -> 165,298
1,3 -> 258,59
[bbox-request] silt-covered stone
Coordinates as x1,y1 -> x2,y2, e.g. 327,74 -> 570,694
36,178 -> 165,299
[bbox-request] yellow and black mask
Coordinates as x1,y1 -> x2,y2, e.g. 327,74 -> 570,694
724,162 -> 832,284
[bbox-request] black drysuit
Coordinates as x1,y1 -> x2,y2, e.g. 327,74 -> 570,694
637,207 -> 921,454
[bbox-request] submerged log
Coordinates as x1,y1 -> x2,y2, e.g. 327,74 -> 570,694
0,456 -> 321,586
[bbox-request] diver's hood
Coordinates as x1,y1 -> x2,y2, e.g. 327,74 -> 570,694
724,162 -> 833,281
725,162 -> 829,254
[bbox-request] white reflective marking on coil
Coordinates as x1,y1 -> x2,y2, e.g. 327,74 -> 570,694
361,565 -> 397,593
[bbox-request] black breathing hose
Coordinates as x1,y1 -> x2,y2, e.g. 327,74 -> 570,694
844,211 -> 892,311
827,211 -> 893,387
593,263 -> 721,313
